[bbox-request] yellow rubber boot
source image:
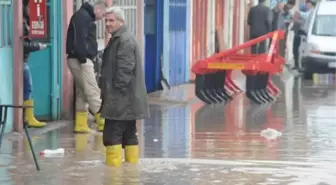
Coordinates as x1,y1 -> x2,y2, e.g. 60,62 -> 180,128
104,166 -> 123,185
124,165 -> 140,185
75,134 -> 88,152
24,100 -> 46,128
93,135 -> 105,154
95,113 -> 105,132
105,145 -> 123,167
74,112 -> 89,133
125,145 -> 139,164
24,136 -> 39,152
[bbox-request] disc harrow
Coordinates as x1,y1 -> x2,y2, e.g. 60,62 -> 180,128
192,31 -> 286,104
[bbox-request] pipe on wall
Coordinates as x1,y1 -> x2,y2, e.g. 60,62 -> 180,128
61,0 -> 74,120
13,0 -> 24,132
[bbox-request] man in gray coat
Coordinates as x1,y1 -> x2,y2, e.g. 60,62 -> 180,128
100,7 -> 149,167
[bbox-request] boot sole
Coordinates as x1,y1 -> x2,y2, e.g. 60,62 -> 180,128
73,130 -> 90,133
27,125 -> 46,128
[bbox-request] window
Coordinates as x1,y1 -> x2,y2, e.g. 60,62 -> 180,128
312,15 -> 336,36
0,0 -> 12,47
113,0 -> 138,36
72,0 -> 106,42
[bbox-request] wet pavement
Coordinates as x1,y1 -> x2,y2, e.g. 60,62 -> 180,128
1,72 -> 336,185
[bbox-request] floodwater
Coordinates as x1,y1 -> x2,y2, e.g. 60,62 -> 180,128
1,74 -> 336,185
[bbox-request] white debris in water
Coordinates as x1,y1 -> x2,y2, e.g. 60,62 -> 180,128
153,139 -> 159,142
189,168 -> 200,172
210,180 -> 222,183
219,169 -> 229,173
138,160 -> 178,173
260,128 -> 282,140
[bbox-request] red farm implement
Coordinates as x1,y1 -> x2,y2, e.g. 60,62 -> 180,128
191,30 -> 286,104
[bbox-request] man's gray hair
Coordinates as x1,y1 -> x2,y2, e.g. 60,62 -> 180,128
105,6 -> 126,22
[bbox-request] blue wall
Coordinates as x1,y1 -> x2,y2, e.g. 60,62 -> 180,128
160,0 -> 190,86
168,0 -> 187,86
144,0 -> 191,90
164,105 -> 190,158
0,47 -> 14,133
28,0 -> 62,120
144,0 -> 163,92
0,1 -> 14,133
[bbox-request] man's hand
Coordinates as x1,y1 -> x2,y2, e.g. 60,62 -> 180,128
292,11 -> 301,22
292,11 -> 300,19
39,43 -> 47,50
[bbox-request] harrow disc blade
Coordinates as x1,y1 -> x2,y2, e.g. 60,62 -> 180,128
257,74 -> 276,102
203,73 -> 222,104
267,80 -> 281,97
213,72 -> 232,102
195,72 -> 234,104
225,71 -> 242,95
195,74 -> 213,104
245,74 -> 267,104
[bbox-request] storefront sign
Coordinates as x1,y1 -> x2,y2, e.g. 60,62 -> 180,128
29,0 -> 47,38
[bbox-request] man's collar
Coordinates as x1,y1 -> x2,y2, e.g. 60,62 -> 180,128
112,26 -> 127,38
81,2 -> 95,21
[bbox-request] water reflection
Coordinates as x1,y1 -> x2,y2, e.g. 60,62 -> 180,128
142,105 -> 165,158
0,75 -> 335,184
192,94 -> 285,161
142,104 -> 192,158
191,75 -> 336,162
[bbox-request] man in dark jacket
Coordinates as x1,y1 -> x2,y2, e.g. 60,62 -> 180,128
66,1 -> 107,133
248,0 -> 273,54
100,7 -> 149,167
22,0 -> 48,128
271,2 -> 285,31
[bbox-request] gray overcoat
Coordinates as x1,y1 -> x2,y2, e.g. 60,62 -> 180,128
100,26 -> 149,120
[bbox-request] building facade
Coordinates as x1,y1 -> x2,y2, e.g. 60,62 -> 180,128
3,0 -> 66,132
3,0 -> 273,132
0,0 -> 14,132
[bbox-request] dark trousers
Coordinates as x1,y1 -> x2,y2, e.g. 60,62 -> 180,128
293,34 -> 301,68
268,38 -> 285,57
278,40 -> 285,57
103,119 -> 138,147
251,35 -> 267,54
248,35 -> 268,93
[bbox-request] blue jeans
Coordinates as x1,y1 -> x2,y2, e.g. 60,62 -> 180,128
23,63 -> 33,100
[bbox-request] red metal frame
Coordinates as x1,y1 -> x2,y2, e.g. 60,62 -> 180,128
192,31 -> 285,96
191,30 -> 286,75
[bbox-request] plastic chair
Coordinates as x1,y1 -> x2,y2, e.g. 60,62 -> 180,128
0,104 -> 40,171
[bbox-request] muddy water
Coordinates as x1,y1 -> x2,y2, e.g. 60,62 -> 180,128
0,76 -> 335,185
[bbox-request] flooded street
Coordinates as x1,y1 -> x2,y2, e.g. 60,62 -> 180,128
1,74 -> 336,185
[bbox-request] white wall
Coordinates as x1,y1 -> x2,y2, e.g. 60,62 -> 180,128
207,0 -> 216,56
224,0 -> 234,49
239,0 -> 246,45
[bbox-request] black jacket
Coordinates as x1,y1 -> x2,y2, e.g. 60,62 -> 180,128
66,3 -> 98,63
23,3 -> 41,62
248,3 -> 273,37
